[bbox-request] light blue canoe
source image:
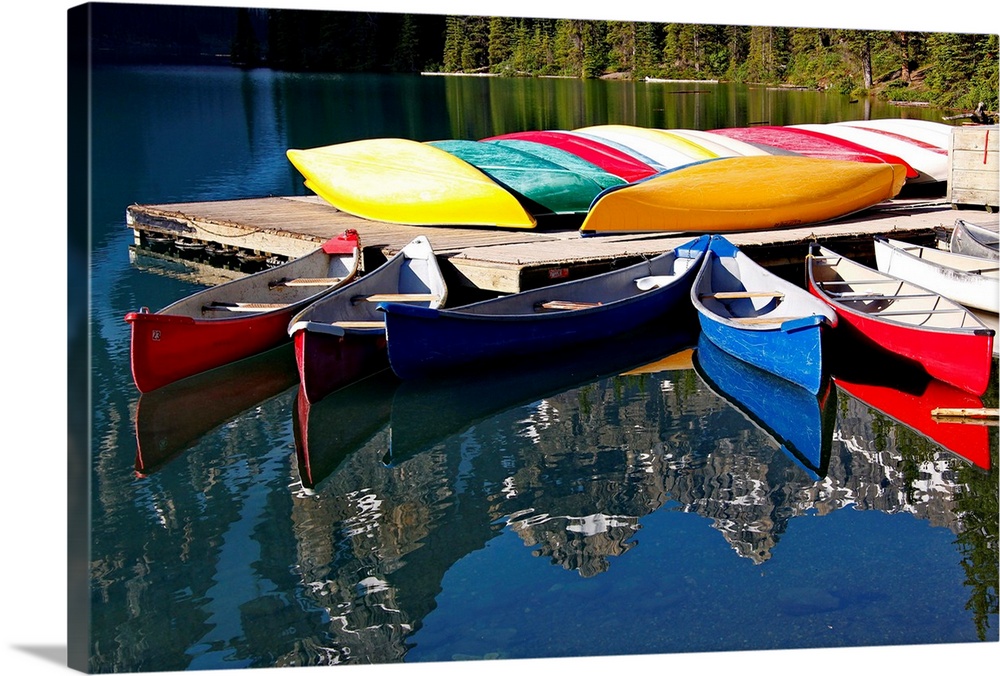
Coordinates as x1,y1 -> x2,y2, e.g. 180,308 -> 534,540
691,235 -> 838,394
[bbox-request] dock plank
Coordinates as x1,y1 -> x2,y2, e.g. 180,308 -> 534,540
127,194 -> 999,294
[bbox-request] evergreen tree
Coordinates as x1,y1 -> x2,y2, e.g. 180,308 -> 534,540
460,16 -> 490,72
266,9 -> 300,70
663,24 -> 683,75
393,14 -> 421,72
724,25 -> 751,81
230,7 -> 261,68
488,16 -> 514,72
605,21 -> 637,75
926,31 -> 999,109
554,19 -> 585,77
634,22 -> 661,79
443,16 -> 464,71
581,21 -> 607,78
745,25 -> 789,83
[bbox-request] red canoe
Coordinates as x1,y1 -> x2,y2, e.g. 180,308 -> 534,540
807,243 -> 995,397
709,126 -> 918,179
125,230 -> 361,393
484,130 -> 659,182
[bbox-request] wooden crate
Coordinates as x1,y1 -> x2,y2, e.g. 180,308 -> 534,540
948,124 -> 999,210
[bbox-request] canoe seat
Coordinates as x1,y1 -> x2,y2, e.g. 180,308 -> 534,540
730,316 -> 810,325
351,293 -> 440,304
269,277 -> 343,288
634,276 -> 674,291
700,291 -> 784,300
534,300 -> 603,312
202,301 -> 288,313
329,320 -> 386,329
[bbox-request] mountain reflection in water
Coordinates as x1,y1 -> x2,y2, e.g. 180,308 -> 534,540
280,328 -> 995,665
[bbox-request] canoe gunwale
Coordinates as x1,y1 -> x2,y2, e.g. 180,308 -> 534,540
807,244 -> 995,396
808,249 -> 992,335
380,236 -> 712,379
873,235 -> 999,313
287,235 -> 447,335
125,230 -> 362,393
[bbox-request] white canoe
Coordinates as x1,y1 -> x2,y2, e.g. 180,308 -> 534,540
792,123 -> 949,183
834,119 -> 953,152
873,236 -> 999,313
951,219 -> 1000,260
575,124 -> 717,170
663,128 -> 772,156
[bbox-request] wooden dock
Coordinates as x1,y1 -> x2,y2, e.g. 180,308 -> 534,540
126,194 -> 999,295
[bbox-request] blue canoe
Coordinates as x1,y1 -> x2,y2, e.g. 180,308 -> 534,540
379,235 -> 711,380
691,235 -> 838,394
693,333 -> 835,480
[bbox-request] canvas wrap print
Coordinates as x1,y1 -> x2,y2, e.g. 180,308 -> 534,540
68,2 -> 999,673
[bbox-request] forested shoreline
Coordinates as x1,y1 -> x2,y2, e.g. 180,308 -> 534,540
88,4 -> 998,111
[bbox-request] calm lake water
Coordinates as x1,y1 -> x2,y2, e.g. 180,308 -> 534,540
82,65 -> 997,673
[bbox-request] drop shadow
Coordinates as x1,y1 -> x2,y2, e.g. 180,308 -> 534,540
12,645 -> 66,667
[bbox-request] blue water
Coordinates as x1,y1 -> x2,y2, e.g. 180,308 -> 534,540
74,63 -> 997,674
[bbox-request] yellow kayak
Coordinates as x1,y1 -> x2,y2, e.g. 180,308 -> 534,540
287,138 -> 537,228
580,156 -> 907,235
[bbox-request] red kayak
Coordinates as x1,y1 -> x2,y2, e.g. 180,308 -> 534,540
807,243 -> 995,397
710,126 -> 918,179
484,130 -> 659,182
125,230 -> 361,393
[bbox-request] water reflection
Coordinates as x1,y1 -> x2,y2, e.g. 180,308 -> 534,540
292,368 -> 399,492
692,333 -> 836,480
275,327 -> 996,665
830,341 -> 992,471
133,343 -> 299,476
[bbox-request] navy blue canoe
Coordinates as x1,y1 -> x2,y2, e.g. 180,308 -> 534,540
379,235 -> 711,380
691,235 -> 838,394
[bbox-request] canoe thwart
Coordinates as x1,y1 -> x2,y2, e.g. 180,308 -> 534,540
729,316 -> 810,325
534,300 -> 603,312
202,301 -> 289,313
269,277 -> 343,288
833,292 -> 940,300
868,308 -> 967,317
700,291 -> 785,300
818,279 -> 902,286
329,320 -> 386,329
352,293 -> 441,304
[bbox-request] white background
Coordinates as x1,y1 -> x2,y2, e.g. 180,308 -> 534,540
5,1 -> 998,674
